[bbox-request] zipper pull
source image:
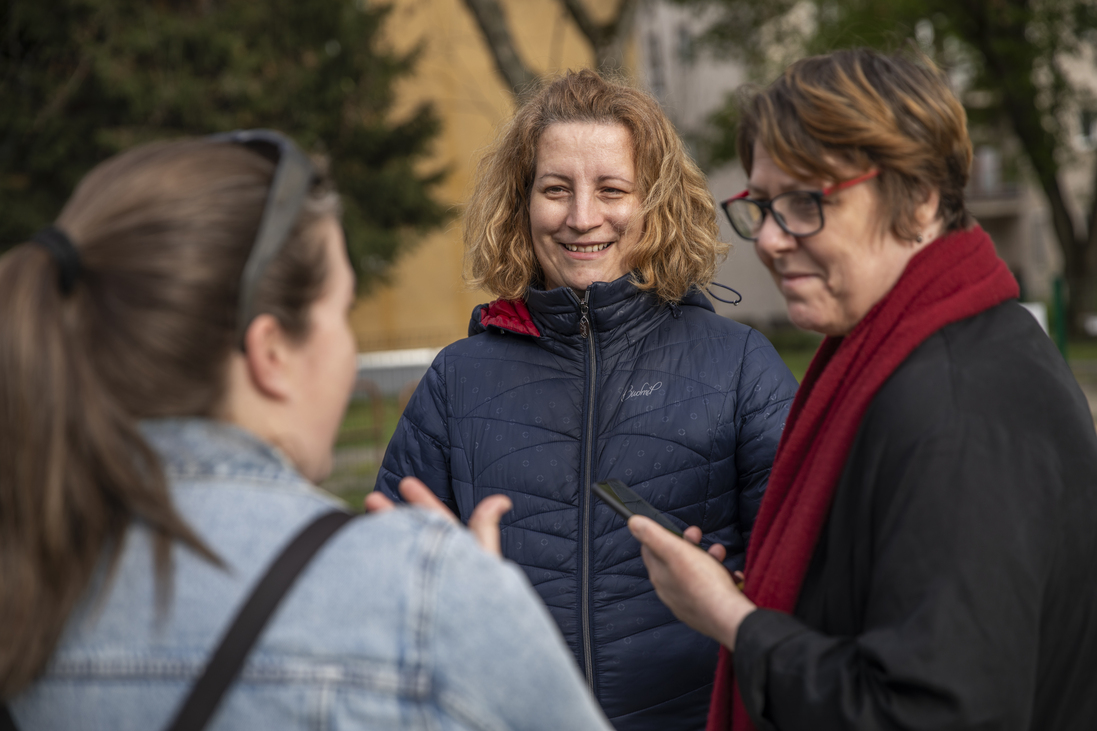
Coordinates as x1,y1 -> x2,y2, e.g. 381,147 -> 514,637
579,291 -> 590,339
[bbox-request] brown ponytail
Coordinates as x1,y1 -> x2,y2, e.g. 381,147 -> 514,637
0,138 -> 338,696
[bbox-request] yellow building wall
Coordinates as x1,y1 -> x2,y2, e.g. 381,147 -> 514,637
350,0 -> 635,351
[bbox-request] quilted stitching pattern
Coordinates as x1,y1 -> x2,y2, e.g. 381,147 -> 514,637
377,278 -> 797,730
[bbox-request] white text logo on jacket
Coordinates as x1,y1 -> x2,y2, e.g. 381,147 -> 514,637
621,381 -> 663,402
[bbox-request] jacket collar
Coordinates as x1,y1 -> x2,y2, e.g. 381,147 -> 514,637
470,274 -> 714,346
140,417 -> 303,484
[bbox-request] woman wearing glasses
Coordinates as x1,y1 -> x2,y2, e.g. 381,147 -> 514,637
632,49 -> 1097,730
0,134 -> 611,730
376,70 -> 798,730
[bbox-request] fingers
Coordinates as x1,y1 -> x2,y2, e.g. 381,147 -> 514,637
628,514 -> 678,554
364,490 -> 395,513
394,476 -> 511,558
644,521 -> 729,563
398,476 -> 459,524
632,520 -> 680,608
467,494 -> 513,557
630,515 -> 755,648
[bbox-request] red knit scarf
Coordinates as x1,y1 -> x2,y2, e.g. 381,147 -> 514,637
707,225 -> 1019,731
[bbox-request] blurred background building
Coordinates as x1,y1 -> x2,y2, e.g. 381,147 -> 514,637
6,0 -> 1095,490
353,0 -> 1097,347
4,0 -> 1095,347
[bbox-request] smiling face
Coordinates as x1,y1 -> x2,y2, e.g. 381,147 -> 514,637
529,122 -> 643,294
750,142 -> 938,336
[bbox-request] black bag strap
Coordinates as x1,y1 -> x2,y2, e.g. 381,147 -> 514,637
1,509 -> 354,731
165,509 -> 354,731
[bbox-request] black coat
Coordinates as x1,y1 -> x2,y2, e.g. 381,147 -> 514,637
735,301 -> 1097,730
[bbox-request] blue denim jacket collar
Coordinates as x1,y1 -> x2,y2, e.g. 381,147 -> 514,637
140,418 -> 304,487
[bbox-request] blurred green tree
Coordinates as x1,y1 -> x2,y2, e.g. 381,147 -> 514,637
0,0 -> 448,288
674,0 -> 1097,333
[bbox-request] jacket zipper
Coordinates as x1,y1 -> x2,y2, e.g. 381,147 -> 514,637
579,289 -> 596,692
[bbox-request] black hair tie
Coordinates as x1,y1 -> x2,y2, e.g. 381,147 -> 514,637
706,281 -> 743,305
31,226 -> 81,296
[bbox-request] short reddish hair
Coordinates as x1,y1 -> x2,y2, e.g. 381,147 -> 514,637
738,48 -> 973,239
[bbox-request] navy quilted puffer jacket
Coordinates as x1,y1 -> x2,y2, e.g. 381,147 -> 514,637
377,277 -> 797,730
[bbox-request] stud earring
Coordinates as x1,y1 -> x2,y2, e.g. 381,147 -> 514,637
915,233 -> 924,243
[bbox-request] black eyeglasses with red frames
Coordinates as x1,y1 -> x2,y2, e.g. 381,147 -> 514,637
720,170 -> 880,241
207,129 -> 318,350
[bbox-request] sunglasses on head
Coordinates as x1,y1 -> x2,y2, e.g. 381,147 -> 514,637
207,129 -> 317,351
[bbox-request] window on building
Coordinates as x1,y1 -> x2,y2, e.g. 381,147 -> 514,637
648,32 -> 666,100
1080,109 -> 1097,149
676,24 -> 692,63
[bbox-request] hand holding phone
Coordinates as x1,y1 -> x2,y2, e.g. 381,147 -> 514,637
591,479 -> 684,537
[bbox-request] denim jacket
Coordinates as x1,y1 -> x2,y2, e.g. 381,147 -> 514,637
8,419 -> 610,731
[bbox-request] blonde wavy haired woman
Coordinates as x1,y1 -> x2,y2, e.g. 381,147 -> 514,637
376,69 -> 798,731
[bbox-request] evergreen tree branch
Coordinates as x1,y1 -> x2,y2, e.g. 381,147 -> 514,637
31,54 -> 91,132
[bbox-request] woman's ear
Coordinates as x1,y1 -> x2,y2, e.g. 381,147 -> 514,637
914,187 -> 943,245
242,313 -> 293,401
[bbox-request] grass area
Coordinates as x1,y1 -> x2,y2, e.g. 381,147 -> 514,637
329,330 -> 824,455
322,332 -> 1097,509
763,327 -> 824,383
1067,338 -> 1097,364
775,347 -> 815,383
335,397 -> 403,449
1066,338 -> 1097,409
320,395 -> 405,510
764,330 -> 1097,384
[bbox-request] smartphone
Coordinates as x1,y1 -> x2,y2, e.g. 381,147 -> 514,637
591,479 -> 684,537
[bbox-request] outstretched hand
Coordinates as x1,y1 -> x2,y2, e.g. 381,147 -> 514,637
365,476 -> 512,557
629,516 -> 756,650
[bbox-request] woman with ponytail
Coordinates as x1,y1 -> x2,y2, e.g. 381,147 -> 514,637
630,49 -> 1097,730
0,133 -> 610,731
